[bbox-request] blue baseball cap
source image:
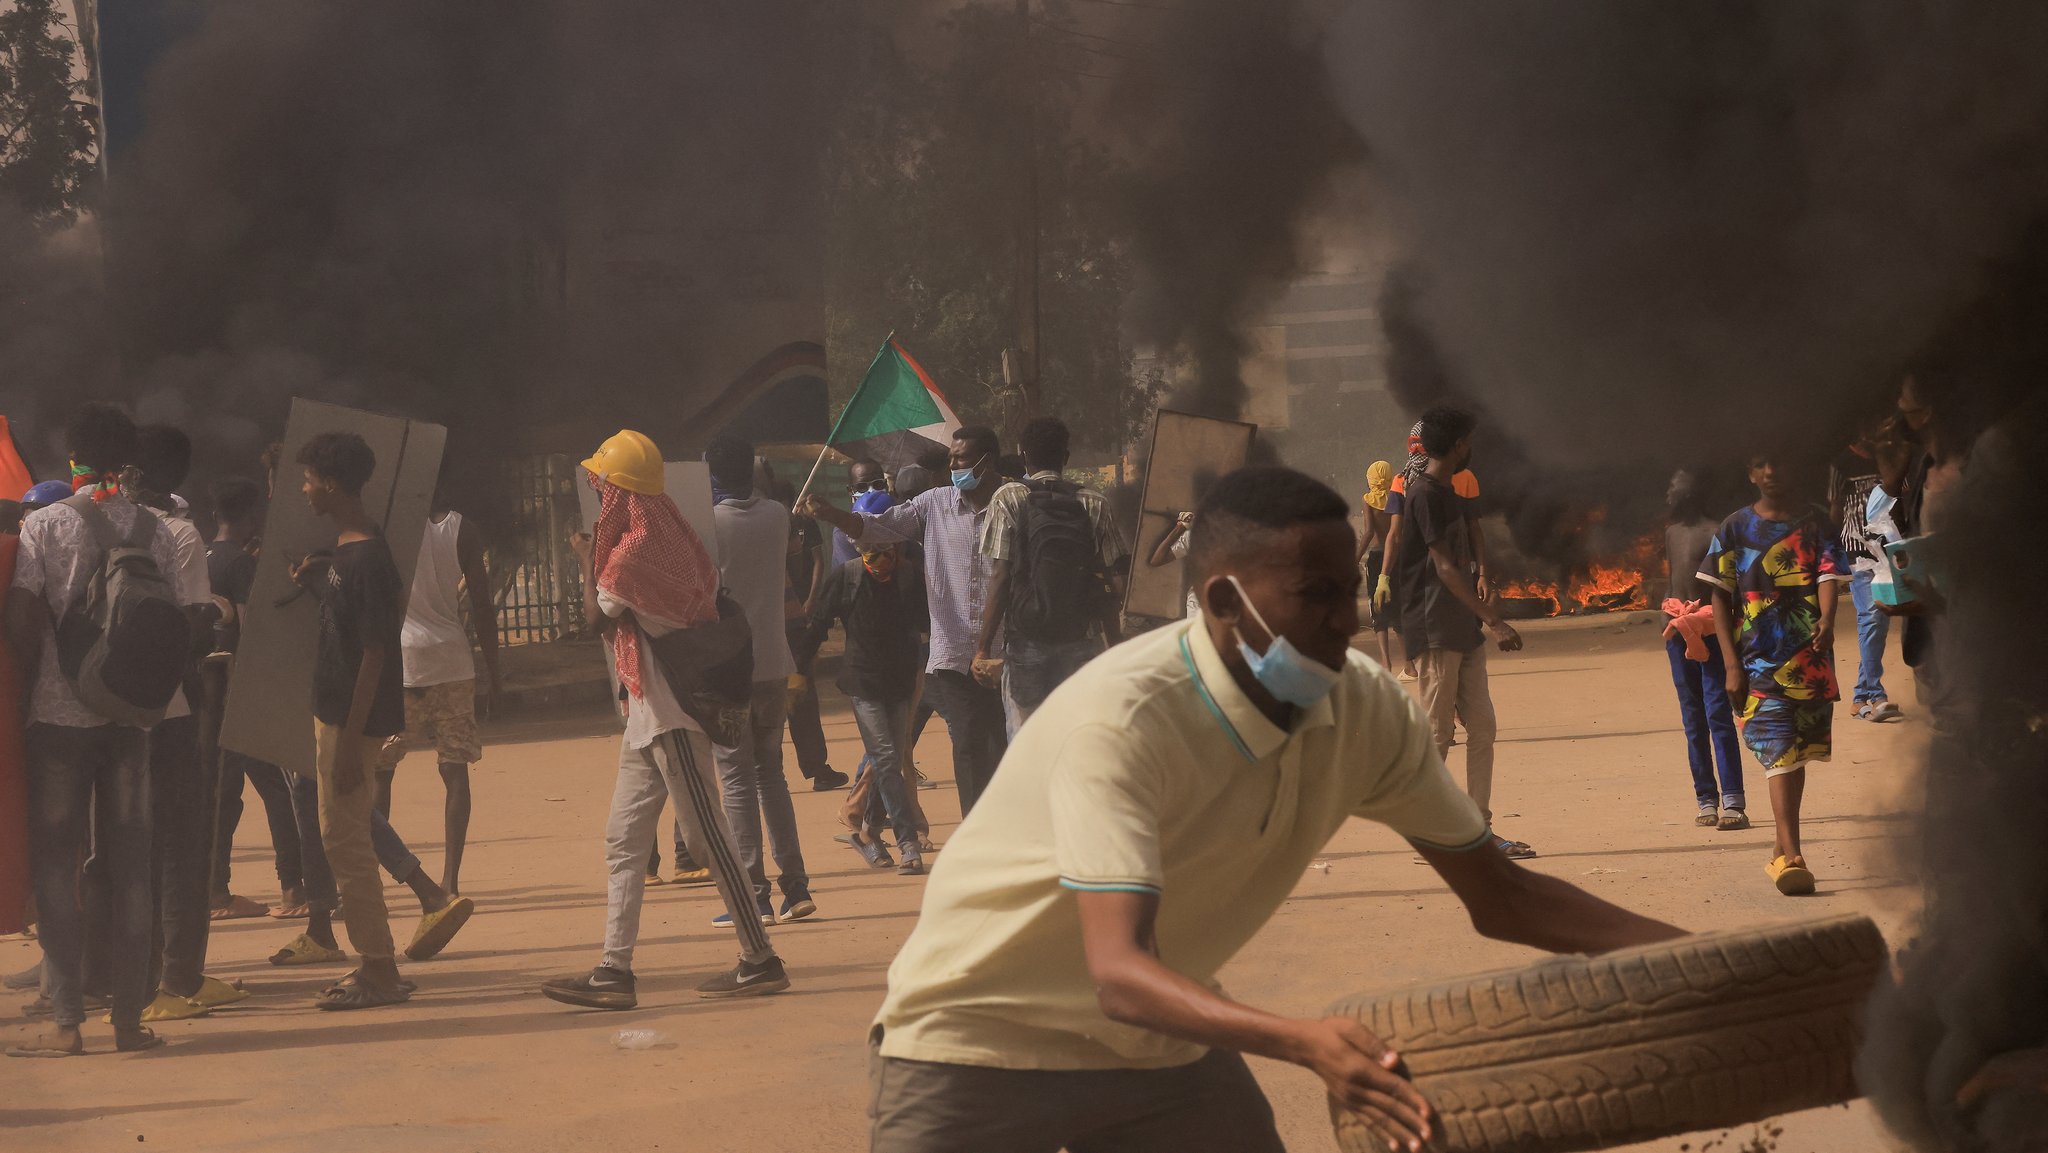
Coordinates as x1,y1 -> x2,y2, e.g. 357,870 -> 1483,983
22,481 -> 71,508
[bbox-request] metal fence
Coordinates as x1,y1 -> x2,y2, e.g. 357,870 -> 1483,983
490,454 -> 584,646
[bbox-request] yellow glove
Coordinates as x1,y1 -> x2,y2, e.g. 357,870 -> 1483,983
1371,574 -> 1393,612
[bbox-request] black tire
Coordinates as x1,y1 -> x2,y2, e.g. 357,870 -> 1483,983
1325,914 -> 1888,1153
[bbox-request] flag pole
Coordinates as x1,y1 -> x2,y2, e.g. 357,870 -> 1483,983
796,331 -> 896,506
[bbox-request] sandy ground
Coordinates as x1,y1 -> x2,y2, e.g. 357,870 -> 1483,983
2,612 -> 1925,1153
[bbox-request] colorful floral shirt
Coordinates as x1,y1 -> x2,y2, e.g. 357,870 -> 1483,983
1697,506 -> 1851,702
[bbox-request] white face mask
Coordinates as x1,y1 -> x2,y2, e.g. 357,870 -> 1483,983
1226,575 -> 1342,708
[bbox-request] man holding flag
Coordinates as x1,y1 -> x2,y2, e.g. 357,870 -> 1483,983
797,335 -> 1008,815
803,336 -> 964,480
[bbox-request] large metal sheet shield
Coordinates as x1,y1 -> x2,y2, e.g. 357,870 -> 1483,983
220,400 -> 446,774
1123,410 -> 1258,622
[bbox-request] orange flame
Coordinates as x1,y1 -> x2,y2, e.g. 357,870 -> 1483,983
1496,532 -> 1662,617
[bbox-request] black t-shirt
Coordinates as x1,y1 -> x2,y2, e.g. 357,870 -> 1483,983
207,540 -> 258,604
312,536 -> 407,736
1395,471 -> 1483,660
800,559 -> 927,703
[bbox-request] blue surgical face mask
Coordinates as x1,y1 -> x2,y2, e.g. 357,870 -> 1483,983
1226,575 -> 1342,708
951,454 -> 989,493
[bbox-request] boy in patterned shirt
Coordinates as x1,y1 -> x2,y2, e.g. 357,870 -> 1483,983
1698,451 -> 1850,896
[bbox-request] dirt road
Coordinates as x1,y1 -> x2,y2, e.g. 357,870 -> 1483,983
2,612 -> 1922,1152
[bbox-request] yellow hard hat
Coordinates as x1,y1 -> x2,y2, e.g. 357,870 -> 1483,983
582,430 -> 664,495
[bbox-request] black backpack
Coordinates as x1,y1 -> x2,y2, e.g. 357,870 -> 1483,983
1006,478 -> 1112,644
645,589 -> 754,747
52,494 -> 192,727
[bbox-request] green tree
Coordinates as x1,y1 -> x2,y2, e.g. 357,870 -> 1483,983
824,4 -> 1157,457
0,0 -> 97,224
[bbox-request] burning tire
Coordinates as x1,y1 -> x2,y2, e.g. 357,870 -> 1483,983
1325,914 -> 1887,1153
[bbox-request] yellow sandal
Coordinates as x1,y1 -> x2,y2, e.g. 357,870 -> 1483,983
1766,854 -> 1816,896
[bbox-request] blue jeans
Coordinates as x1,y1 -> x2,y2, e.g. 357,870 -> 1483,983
1001,635 -> 1105,739
1849,569 -> 1890,704
849,697 -> 921,850
26,723 -> 152,1030
1666,635 -> 1745,810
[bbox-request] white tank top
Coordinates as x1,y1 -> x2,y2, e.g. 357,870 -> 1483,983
401,511 -> 476,687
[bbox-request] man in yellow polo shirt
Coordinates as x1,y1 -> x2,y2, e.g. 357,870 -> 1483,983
868,466 -> 1683,1153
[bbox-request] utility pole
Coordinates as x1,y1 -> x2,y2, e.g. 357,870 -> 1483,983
1007,0 -> 1042,427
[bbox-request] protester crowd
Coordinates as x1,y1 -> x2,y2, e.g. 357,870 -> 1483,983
0,376 -> 1963,1095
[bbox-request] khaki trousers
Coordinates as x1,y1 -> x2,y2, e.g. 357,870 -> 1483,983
314,720 -> 396,962
1416,644 -> 1499,823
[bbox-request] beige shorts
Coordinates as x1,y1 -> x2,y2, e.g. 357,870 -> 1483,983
377,679 -> 482,771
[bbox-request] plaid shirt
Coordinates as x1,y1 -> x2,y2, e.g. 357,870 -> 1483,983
979,472 -> 1129,567
855,485 -> 991,675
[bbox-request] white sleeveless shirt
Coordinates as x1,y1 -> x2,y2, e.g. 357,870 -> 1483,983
401,511 -> 475,687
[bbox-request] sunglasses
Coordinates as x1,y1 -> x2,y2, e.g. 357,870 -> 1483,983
851,481 -> 887,493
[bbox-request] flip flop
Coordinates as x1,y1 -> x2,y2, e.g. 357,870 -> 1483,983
132,991 -> 210,1023
269,932 -> 347,967
404,896 -> 475,961
5,1029 -> 84,1058
115,1027 -> 166,1053
210,894 -> 270,920
191,976 -> 252,1009
332,967 -> 417,995
1871,702 -> 1904,723
1767,854 -> 1816,896
313,976 -> 412,1012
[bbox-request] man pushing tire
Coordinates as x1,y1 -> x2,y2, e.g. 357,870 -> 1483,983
865,452 -> 1685,1153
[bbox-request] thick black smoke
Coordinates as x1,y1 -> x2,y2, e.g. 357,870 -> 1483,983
2,1 -> 842,521
1330,2 -> 2048,468
1078,0 -> 1363,420
1855,226 -> 2048,1153
1331,4 -> 2048,1148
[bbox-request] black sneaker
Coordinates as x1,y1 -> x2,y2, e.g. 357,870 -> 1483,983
811,767 -> 850,792
540,965 -> 637,1010
696,955 -> 790,999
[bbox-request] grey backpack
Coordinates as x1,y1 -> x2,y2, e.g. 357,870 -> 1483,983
53,494 -> 191,727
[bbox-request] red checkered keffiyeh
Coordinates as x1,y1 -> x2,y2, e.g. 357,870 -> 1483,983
589,475 -> 718,698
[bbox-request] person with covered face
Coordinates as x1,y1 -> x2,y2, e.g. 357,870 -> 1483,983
539,430 -> 790,1010
863,464 -> 1683,1153
800,425 -> 1009,815
795,540 -> 929,874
